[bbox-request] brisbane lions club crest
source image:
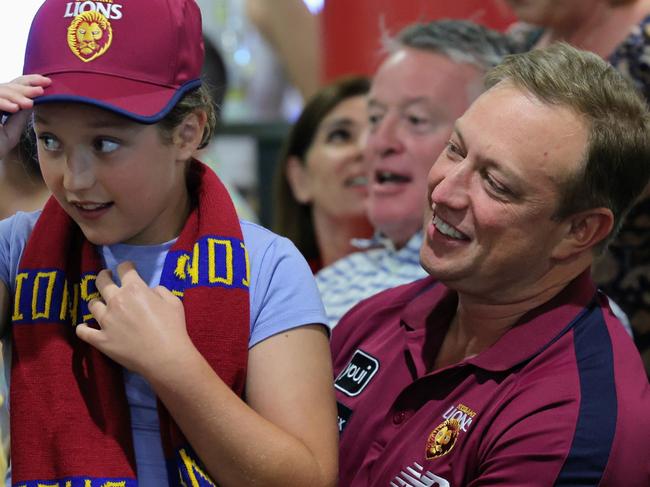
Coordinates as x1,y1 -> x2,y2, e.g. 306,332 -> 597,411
67,11 -> 113,62
425,418 -> 460,459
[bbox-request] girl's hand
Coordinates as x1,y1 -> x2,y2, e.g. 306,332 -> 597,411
0,74 -> 51,160
76,261 -> 197,377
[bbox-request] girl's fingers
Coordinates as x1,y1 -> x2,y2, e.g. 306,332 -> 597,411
0,90 -> 35,112
11,74 -> 52,88
0,76 -> 51,113
87,298 -> 108,324
95,269 -> 120,302
117,261 -> 145,287
75,322 -> 104,347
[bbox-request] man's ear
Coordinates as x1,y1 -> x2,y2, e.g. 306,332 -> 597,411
551,208 -> 614,260
174,110 -> 208,160
286,156 -> 312,204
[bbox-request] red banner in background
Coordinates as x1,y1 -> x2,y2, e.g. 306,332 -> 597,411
321,0 -> 516,82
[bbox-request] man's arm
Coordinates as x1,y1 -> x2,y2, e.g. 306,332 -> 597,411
245,0 -> 321,101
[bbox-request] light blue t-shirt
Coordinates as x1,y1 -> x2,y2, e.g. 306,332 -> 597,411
0,210 -> 327,485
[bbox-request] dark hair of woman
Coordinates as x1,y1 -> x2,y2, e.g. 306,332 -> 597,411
272,75 -> 371,266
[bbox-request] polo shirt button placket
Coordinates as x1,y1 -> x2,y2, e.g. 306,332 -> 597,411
393,410 -> 410,425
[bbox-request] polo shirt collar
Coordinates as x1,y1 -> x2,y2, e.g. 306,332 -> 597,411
470,270 -> 597,371
400,276 -> 452,331
400,269 -> 597,373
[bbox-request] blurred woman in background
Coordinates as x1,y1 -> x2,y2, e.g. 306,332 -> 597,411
273,76 -> 373,272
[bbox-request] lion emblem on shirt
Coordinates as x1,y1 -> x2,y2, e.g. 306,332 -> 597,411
67,11 -> 113,62
426,418 -> 460,459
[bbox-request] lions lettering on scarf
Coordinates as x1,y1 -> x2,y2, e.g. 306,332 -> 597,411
11,235 -> 250,326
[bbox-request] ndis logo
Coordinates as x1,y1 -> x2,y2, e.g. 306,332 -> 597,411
334,349 -> 379,397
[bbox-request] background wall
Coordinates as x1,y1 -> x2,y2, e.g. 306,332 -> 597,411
321,0 -> 516,82
0,1 -> 47,81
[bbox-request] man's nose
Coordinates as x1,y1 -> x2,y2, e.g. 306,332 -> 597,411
366,114 -> 405,159
430,161 -> 471,210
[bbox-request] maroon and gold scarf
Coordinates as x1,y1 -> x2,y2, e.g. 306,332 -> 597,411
10,160 -> 249,486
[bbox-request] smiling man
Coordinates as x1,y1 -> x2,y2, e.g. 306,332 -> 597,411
331,43 -> 650,486
315,20 -> 514,328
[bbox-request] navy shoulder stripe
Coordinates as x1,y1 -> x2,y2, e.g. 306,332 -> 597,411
555,303 -> 617,486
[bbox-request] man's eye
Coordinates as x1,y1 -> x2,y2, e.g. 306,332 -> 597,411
407,115 -> 427,126
38,134 -> 61,151
368,113 -> 382,127
482,170 -> 511,197
94,138 -> 120,153
445,140 -> 464,158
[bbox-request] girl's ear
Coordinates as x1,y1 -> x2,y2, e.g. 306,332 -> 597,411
174,110 -> 208,160
286,156 -> 312,204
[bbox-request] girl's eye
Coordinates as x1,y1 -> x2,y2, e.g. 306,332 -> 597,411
38,134 -> 61,151
326,128 -> 351,143
93,138 -> 120,153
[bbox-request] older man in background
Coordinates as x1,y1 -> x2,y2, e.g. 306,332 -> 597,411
316,20 -> 515,328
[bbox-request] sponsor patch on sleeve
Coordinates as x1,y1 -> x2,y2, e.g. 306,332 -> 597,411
337,401 -> 353,434
334,349 -> 379,397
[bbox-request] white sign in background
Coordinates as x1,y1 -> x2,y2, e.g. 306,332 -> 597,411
0,1 -> 45,82
0,0 -> 322,82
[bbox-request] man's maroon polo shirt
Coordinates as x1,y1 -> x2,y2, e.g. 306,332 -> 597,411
331,271 -> 650,486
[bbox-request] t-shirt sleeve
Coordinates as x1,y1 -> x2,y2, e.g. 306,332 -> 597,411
0,211 -> 39,289
0,211 -> 40,346
243,222 -> 327,348
0,212 -> 39,338
0,218 -> 13,289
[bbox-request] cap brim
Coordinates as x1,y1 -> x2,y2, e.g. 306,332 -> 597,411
33,72 -> 201,124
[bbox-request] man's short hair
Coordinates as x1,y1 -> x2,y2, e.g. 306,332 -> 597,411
384,19 -> 517,71
485,42 -> 650,247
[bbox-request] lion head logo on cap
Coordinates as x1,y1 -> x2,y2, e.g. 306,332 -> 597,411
67,11 -> 113,62
425,418 -> 460,459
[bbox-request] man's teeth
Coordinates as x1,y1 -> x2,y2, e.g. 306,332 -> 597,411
376,171 -> 410,184
433,215 -> 466,240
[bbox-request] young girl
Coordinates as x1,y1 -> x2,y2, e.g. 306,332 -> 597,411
0,1 -> 338,486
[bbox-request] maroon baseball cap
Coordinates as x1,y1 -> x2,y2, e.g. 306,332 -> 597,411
23,0 -> 204,123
